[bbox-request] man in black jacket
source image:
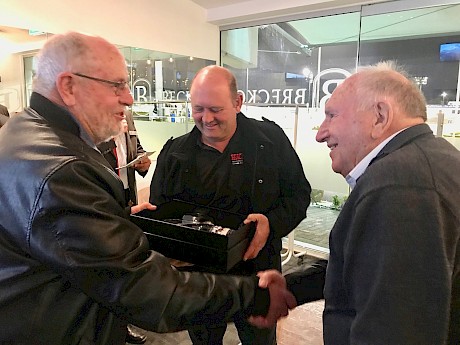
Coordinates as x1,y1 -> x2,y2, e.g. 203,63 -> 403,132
150,65 -> 311,345
0,32 -> 296,345
98,110 -> 151,207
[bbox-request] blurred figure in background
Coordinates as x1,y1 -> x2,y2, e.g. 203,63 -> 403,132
98,110 -> 151,207
0,103 -> 9,128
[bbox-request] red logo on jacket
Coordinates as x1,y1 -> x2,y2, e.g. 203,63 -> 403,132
230,153 -> 243,165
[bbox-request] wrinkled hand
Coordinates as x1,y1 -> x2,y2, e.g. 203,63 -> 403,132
249,270 -> 297,328
133,156 -> 151,173
130,202 -> 156,214
243,213 -> 270,260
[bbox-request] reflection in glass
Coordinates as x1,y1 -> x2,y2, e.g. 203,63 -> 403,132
359,3 -> 460,144
220,1 -> 460,253
118,46 -> 214,124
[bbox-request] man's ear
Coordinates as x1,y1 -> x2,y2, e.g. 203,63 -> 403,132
234,91 -> 244,112
371,101 -> 392,139
56,73 -> 76,106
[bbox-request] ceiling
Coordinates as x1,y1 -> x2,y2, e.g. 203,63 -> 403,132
2,1 -> 460,55
190,0 -> 460,46
0,26 -> 48,44
0,26 -> 49,55
189,0 -> 248,9
288,4 -> 460,46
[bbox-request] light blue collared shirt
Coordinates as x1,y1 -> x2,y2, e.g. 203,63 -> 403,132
345,128 -> 407,189
67,111 -> 99,151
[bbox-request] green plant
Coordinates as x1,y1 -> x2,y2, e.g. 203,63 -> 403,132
332,195 -> 340,208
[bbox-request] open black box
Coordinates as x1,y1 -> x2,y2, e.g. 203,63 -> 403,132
130,199 -> 254,273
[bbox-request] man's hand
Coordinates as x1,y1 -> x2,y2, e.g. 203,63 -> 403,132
243,213 -> 270,260
133,156 -> 151,173
130,202 -> 156,214
249,270 -> 297,328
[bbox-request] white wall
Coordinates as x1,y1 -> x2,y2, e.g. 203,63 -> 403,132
204,0 -> 388,26
0,53 -> 23,113
0,0 -> 220,61
0,0 -> 220,112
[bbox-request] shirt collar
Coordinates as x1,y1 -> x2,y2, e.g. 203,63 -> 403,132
78,121 -> 98,151
345,128 -> 407,189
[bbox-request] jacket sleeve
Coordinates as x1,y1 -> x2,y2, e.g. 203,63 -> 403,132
285,258 -> 327,304
128,113 -> 148,178
30,160 -> 269,333
149,137 -> 174,205
265,125 -> 311,239
132,135 -> 148,178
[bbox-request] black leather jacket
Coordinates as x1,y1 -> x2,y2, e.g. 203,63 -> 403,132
0,93 -> 266,345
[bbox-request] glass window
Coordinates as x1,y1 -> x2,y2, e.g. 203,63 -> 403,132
21,44 -> 216,161
118,46 -> 215,153
23,55 -> 35,108
221,0 -> 460,255
221,12 -> 362,253
359,2 -> 460,148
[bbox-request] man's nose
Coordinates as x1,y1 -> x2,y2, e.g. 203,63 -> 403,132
315,122 -> 327,143
201,109 -> 215,123
120,88 -> 134,106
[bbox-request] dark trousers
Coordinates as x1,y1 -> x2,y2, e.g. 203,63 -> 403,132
188,310 -> 276,345
187,247 -> 281,345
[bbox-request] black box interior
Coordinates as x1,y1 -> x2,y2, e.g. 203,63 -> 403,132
130,199 -> 254,272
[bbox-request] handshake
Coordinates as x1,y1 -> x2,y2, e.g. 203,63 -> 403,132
249,270 -> 297,328
249,259 -> 327,328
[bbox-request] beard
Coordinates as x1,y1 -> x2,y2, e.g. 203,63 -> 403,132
93,119 -> 124,145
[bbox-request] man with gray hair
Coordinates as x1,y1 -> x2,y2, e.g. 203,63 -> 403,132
255,61 -> 459,344
0,32 -> 295,345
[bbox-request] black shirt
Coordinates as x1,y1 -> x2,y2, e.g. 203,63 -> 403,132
193,126 -> 252,215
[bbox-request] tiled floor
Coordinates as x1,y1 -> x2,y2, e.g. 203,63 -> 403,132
293,205 -> 340,249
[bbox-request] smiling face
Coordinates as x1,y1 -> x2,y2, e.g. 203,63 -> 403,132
315,77 -> 376,177
190,66 -> 242,150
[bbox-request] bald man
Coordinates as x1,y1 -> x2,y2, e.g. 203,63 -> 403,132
150,65 -> 311,345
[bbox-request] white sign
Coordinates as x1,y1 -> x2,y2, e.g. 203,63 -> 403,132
130,67 -> 352,107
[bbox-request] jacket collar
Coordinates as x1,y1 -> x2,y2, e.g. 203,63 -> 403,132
28,92 -> 114,170
369,123 -> 433,166
237,112 -> 274,144
177,112 -> 273,152
29,92 -> 81,137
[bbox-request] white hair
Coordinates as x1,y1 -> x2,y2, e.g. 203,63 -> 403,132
354,61 -> 427,121
33,32 -> 91,96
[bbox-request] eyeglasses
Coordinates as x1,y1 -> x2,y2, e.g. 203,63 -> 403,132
72,72 -> 130,95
